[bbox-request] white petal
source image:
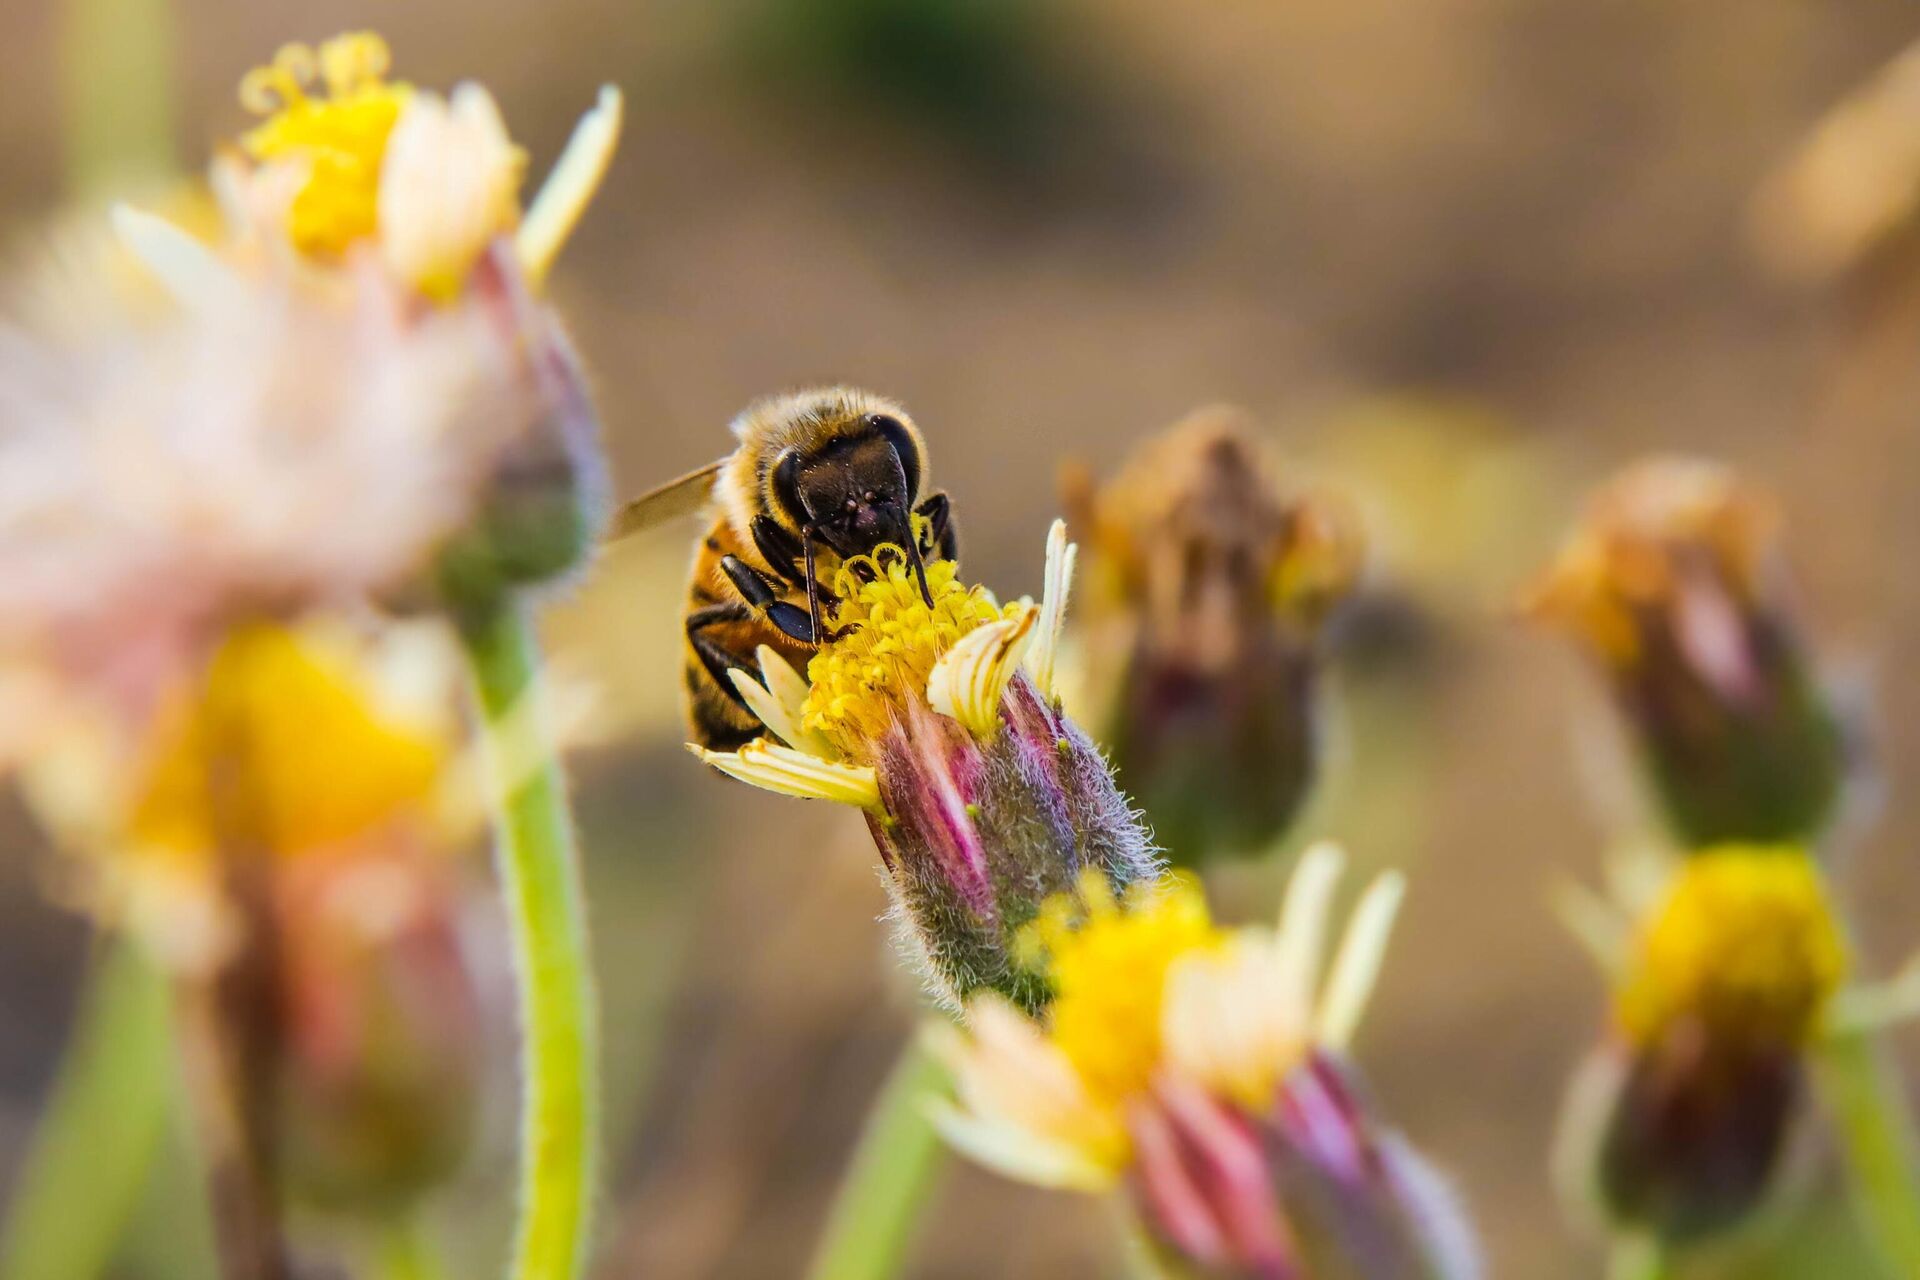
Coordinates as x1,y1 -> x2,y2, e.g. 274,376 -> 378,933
1274,841 -> 1345,1017
518,84 -> 623,287
1025,519 -> 1077,699
379,85 -> 521,297
1162,936 -> 1307,1109
927,608 -> 1036,738
925,1101 -> 1116,1192
109,204 -> 246,310
727,662 -> 834,759
757,646 -> 817,725
689,740 -> 877,807
1316,870 -> 1405,1049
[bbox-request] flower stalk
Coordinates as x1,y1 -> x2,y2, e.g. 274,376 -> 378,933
455,598 -> 598,1280
1815,1028 -> 1920,1277
804,1042 -> 950,1280
0,937 -> 172,1280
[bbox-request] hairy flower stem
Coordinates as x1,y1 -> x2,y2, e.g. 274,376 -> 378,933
1606,1235 -> 1667,1280
1816,1029 -> 1920,1277
456,598 -> 599,1280
804,1041 -> 949,1280
0,937 -> 171,1280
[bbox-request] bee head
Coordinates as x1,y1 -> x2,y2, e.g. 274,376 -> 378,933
776,414 -> 932,602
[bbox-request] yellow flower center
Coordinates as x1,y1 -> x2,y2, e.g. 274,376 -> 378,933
801,544 -> 1017,758
128,624 -> 447,865
1020,871 -> 1224,1111
238,33 -> 412,260
1616,847 -> 1847,1052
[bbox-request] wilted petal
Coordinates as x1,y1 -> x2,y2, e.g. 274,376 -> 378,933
689,740 -> 878,807
927,607 -> 1036,738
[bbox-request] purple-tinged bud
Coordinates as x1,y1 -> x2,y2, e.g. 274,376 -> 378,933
931,845 -> 1480,1280
432,241 -> 610,606
1557,849 -> 1844,1244
694,524 -> 1160,1011
1525,458 -> 1846,847
272,847 -> 495,1213
1064,409 -> 1362,867
1264,1053 -> 1481,1280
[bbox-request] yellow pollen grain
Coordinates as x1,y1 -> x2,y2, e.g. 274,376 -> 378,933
1616,847 -> 1847,1052
238,32 -> 412,260
1019,871 -> 1224,1111
801,545 -> 1017,758
127,624 -> 446,865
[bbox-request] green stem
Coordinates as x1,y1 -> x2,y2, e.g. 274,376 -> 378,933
1816,1028 -> 1920,1277
369,1216 -> 449,1280
804,1040 -> 949,1280
1605,1234 -> 1668,1280
0,937 -> 171,1280
456,599 -> 599,1280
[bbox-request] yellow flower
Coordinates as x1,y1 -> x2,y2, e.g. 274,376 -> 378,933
19,621 -> 465,972
239,34 -> 415,262
126,622 -> 449,863
931,843 -> 1406,1188
1022,870 -> 1224,1111
692,520 -> 1074,801
118,31 -> 620,303
802,545 -> 1022,758
1614,847 -> 1847,1052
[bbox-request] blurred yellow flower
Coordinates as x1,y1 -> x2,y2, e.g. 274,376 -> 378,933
1615,847 -> 1847,1053
933,843 -> 1405,1187
239,34 -> 418,262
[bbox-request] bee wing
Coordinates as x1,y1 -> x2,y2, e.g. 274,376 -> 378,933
608,459 -> 726,541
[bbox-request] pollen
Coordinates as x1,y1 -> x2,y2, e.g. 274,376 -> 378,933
801,546 -> 1018,757
1615,847 -> 1847,1052
1019,871 -> 1225,1111
238,33 -> 412,260
127,624 -> 447,865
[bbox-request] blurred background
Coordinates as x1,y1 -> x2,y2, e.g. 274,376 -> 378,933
7,0 -> 1920,1275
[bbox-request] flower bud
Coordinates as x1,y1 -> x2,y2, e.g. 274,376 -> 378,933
1526,459 -> 1846,846
933,845 -> 1480,1279
431,241 -> 609,606
1064,409 -> 1362,866
696,522 -> 1160,1010
1558,848 -> 1845,1244
271,847 -> 493,1213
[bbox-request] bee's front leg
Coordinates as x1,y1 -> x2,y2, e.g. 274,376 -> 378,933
721,554 -> 820,644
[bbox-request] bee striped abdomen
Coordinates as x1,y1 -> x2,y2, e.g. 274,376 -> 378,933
681,515 -> 817,749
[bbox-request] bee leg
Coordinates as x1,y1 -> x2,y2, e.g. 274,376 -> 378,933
916,491 -> 957,561
686,603 -> 759,708
750,515 -> 808,589
722,554 -> 819,644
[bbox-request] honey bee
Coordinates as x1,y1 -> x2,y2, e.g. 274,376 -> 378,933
614,387 -> 957,749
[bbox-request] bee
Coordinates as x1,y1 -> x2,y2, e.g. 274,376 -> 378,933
614,387 -> 957,749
